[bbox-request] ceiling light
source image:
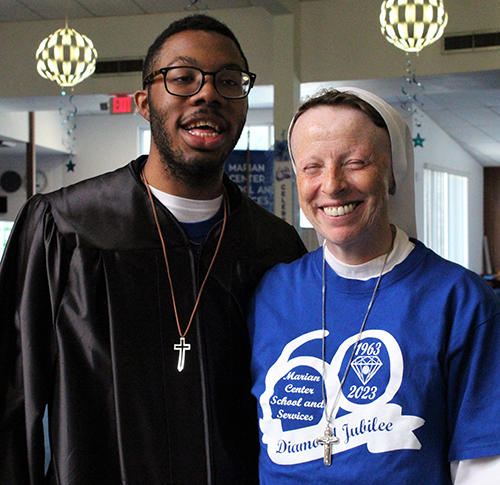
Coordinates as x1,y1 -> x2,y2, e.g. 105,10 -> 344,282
36,24 -> 98,87
380,0 -> 448,53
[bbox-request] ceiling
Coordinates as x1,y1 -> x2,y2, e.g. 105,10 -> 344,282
0,0 -> 292,21
303,70 -> 500,167
1,0 -> 500,167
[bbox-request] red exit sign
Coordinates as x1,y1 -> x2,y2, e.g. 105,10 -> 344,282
111,96 -> 133,114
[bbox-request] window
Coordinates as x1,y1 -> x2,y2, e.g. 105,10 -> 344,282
0,220 -> 14,261
234,125 -> 274,151
140,127 -> 151,156
423,166 -> 468,268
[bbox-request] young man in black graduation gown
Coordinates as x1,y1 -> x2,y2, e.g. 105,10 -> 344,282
0,15 -> 306,484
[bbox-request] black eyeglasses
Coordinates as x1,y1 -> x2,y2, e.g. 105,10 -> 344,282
142,66 -> 256,99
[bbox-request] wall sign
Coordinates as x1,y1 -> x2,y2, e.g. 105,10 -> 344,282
225,150 -> 274,213
274,161 -> 293,224
110,96 -> 133,114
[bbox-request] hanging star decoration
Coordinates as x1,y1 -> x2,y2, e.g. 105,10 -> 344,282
413,133 -> 425,147
36,23 -> 98,175
380,1 -> 448,129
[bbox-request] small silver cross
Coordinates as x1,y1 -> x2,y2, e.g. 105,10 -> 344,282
174,337 -> 191,372
317,426 -> 339,466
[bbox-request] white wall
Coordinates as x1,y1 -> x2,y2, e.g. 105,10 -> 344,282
0,108 -> 69,152
412,110 -> 484,273
0,155 -> 66,221
0,111 -> 28,142
35,111 -> 72,154
0,109 -> 70,221
62,112 -> 150,187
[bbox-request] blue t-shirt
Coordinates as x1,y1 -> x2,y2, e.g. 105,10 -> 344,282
249,241 -> 500,484
180,204 -> 224,250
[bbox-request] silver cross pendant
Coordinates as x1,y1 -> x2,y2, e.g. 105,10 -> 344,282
174,337 -> 191,372
317,426 -> 339,466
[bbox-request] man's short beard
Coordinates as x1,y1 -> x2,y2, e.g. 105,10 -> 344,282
149,100 -> 238,188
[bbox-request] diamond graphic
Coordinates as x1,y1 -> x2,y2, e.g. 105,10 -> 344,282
351,355 -> 383,385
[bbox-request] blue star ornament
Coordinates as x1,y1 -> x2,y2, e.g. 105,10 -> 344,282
66,160 -> 76,172
413,133 -> 425,148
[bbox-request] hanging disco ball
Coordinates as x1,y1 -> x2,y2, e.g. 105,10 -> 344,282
36,27 -> 98,87
380,0 -> 448,53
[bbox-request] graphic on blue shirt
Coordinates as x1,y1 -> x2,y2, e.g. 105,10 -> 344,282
259,329 -> 425,465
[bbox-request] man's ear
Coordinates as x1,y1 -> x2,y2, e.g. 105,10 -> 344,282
134,89 -> 150,122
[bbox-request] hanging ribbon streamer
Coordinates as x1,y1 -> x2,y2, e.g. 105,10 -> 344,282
36,17 -> 98,173
59,93 -> 78,170
379,0 -> 449,130
400,54 -> 424,127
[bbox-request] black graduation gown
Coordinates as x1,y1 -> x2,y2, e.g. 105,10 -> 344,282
0,156 -> 307,484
